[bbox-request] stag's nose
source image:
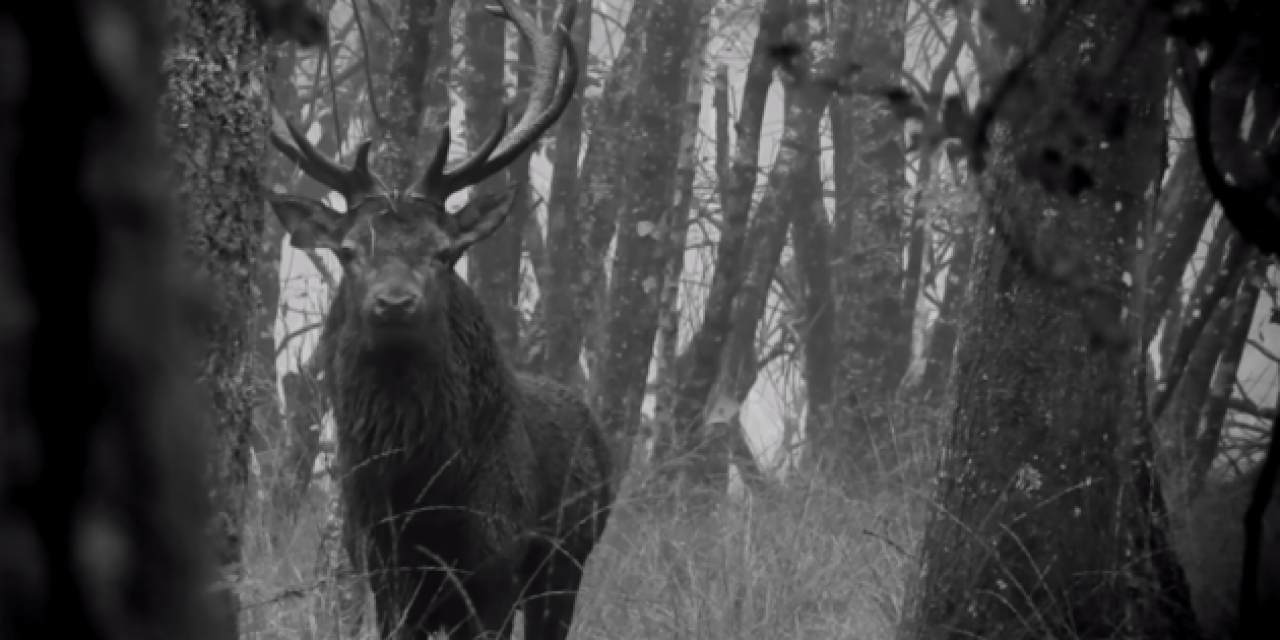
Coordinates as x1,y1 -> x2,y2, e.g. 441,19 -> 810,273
373,292 -> 420,319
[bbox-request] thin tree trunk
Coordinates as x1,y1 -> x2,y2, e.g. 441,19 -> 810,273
663,0 -> 790,483
1188,257 -> 1265,497
465,0 -> 526,354
828,0 -> 911,435
591,0 -> 705,482
369,0 -> 443,187
651,14 -> 716,470
535,0 -> 594,383
899,14 -> 966,398
1154,227 -> 1253,422
1143,146 -> 1221,343
544,1 -> 653,385
918,213 -> 975,399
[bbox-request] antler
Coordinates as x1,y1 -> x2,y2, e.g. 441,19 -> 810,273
269,107 -> 385,203
411,0 -> 580,200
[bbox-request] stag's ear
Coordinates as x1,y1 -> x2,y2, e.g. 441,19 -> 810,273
450,184 -> 521,254
267,194 -> 346,251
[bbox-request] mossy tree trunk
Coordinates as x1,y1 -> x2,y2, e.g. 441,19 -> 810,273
898,1 -> 1195,637
159,1 -> 271,635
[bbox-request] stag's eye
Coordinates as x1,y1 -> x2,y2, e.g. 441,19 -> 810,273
336,245 -> 359,263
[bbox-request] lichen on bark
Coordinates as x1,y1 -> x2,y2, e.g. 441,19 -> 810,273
899,1 -> 1191,637
158,0 -> 271,634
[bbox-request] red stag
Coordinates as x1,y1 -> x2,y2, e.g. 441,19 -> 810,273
264,1 -> 613,638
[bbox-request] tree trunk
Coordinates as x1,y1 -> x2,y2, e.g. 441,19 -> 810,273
899,14 -> 966,400
791,137 -> 839,478
160,1 -> 272,635
369,0 -> 442,187
918,213 -> 975,400
541,1 -> 653,386
827,0 -> 910,457
1143,146 -> 1220,343
651,14 -> 717,472
534,0 -> 595,384
464,0 -> 525,354
899,1 -> 1183,636
1165,265 -> 1244,489
1189,257 -> 1266,497
0,2 -> 218,637
1153,226 -> 1253,422
591,0 -> 704,481
661,0 -> 789,486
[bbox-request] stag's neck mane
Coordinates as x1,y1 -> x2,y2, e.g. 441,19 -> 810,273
322,272 -> 517,462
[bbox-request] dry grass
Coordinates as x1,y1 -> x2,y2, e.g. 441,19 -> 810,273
233,421 -> 936,640
571,476 -> 925,639
229,397 -> 1278,640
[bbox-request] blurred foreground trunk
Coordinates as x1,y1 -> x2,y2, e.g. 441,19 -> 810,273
0,1 -> 218,638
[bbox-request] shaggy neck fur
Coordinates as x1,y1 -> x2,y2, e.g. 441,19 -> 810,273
320,272 -> 517,498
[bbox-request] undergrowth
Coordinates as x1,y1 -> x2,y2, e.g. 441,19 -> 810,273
234,413 -> 940,639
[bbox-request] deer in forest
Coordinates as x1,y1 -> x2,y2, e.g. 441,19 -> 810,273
264,2 -> 614,638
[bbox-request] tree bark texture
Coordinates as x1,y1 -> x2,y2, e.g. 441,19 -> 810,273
591,0 -> 705,481
650,9 -> 716,475
464,0 -> 526,356
826,0 -> 911,457
661,0 -> 789,488
543,0 -> 652,387
0,2 -> 217,638
534,0 -> 594,383
369,0 -> 442,188
1189,257 -> 1266,497
1176,465 -> 1280,640
900,1 -> 1175,637
715,82 -> 830,439
918,215 -> 975,400
159,0 -> 271,634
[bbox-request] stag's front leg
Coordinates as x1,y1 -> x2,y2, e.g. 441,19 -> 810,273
449,590 -> 519,640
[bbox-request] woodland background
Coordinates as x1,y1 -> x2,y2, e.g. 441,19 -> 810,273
24,0 -> 1274,638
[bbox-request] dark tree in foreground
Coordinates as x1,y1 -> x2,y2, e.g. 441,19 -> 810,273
1,1 -> 323,639
0,1 -> 214,638
158,0 -> 276,634
899,0 -> 1190,637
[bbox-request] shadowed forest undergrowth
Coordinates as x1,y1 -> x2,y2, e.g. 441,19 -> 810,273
237,419 -> 935,640
235,407 -> 1274,640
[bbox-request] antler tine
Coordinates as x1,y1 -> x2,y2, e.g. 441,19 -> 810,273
269,106 -> 380,202
426,0 -> 579,199
413,111 -> 509,199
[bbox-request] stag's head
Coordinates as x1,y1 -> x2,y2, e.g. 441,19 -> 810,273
267,0 -> 577,342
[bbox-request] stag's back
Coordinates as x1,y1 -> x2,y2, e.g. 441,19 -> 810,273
516,373 -> 613,548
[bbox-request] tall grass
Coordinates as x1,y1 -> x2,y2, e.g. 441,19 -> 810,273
233,410 -> 939,640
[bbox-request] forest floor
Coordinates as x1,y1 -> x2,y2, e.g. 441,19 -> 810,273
235,425 -> 937,640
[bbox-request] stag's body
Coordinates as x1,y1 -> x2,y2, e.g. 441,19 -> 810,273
265,2 -> 612,637
323,268 -> 611,640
